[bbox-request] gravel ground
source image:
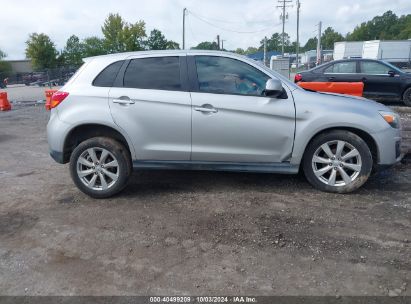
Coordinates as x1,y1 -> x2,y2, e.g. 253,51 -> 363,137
0,103 -> 410,296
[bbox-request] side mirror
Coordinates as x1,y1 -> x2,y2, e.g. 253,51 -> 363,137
264,79 -> 283,97
388,70 -> 396,77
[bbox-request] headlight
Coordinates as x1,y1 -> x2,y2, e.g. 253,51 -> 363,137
379,111 -> 400,129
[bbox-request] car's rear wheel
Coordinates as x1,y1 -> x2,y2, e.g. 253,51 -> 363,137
403,87 -> 411,107
69,137 -> 131,199
303,131 -> 373,193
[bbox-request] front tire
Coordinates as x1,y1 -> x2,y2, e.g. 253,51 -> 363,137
69,137 -> 132,199
303,131 -> 373,193
403,87 -> 411,107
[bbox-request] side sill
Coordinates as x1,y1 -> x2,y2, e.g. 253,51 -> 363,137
133,160 -> 299,174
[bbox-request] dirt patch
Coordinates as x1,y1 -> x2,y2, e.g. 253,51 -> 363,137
0,212 -> 38,237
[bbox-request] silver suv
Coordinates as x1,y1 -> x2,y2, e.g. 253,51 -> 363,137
47,50 -> 402,198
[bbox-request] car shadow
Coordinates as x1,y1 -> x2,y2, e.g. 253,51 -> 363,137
121,169 -> 309,197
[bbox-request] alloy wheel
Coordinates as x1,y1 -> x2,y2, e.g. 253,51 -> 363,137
311,140 -> 362,187
76,147 -> 120,191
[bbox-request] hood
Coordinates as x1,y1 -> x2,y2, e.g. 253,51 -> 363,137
293,88 -> 393,114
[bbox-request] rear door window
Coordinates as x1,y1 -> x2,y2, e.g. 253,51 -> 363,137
324,62 -> 357,74
123,57 -> 182,91
93,61 -> 124,87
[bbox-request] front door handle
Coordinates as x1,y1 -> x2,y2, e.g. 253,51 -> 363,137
113,97 -> 135,105
194,106 -> 218,114
328,76 -> 335,81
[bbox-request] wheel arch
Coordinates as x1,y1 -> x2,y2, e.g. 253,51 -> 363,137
62,123 -> 134,164
300,127 -> 379,167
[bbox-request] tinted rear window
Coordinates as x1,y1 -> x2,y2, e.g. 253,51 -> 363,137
93,61 -> 124,87
123,57 -> 181,91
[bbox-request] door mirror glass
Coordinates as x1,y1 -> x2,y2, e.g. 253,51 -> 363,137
264,79 -> 283,97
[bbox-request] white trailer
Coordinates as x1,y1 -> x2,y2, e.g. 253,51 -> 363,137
333,41 -> 364,60
362,40 -> 411,63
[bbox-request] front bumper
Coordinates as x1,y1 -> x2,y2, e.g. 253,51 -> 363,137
372,126 -> 403,166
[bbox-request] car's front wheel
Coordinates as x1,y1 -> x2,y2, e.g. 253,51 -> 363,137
69,137 -> 132,198
303,131 -> 373,193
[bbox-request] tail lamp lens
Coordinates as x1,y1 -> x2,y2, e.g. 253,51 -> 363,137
294,73 -> 303,83
50,91 -> 69,109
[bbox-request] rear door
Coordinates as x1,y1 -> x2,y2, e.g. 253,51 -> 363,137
322,61 -> 362,82
359,61 -> 402,100
108,54 -> 192,161
189,55 -> 295,163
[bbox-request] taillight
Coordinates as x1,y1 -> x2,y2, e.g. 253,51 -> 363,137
294,73 -> 303,83
50,91 -> 69,109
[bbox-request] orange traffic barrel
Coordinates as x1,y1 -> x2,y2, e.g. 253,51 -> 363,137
0,92 -> 11,111
45,89 -> 58,110
298,82 -> 364,97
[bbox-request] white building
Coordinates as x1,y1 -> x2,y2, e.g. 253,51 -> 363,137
362,40 -> 411,63
333,40 -> 411,64
333,42 -> 364,60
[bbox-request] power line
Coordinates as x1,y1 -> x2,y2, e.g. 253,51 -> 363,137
188,10 -> 279,34
186,9 -> 277,25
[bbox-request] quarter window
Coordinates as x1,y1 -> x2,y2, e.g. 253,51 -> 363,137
93,61 -> 124,87
325,62 -> 357,74
360,62 -> 390,74
195,56 -> 270,96
124,57 -> 181,91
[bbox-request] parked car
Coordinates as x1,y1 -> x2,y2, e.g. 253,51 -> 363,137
295,58 -> 411,106
47,51 -> 402,198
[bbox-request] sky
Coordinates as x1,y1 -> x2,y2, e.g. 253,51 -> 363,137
0,0 -> 410,59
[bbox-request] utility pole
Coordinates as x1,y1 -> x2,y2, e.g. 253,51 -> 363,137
221,39 -> 226,50
277,0 -> 293,56
216,35 -> 220,50
316,21 -> 322,66
264,37 -> 268,66
182,8 -> 187,50
296,0 -> 301,68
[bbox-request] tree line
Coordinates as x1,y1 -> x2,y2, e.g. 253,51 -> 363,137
1,10 -> 410,73
24,13 -> 180,70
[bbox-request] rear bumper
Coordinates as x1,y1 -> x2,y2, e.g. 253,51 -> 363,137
47,110 -> 72,164
50,150 -> 65,164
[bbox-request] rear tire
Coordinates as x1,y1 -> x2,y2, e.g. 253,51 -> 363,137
303,131 -> 373,193
69,137 -> 132,199
403,87 -> 411,107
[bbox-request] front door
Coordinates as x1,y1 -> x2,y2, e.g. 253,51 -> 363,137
189,55 -> 295,163
109,55 -> 191,161
359,61 -> 402,100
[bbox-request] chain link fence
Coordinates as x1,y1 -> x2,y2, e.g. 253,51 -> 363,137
0,66 -> 79,89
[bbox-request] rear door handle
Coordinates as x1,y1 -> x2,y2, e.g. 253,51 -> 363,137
194,106 -> 218,114
113,98 -> 135,105
328,77 -> 335,81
